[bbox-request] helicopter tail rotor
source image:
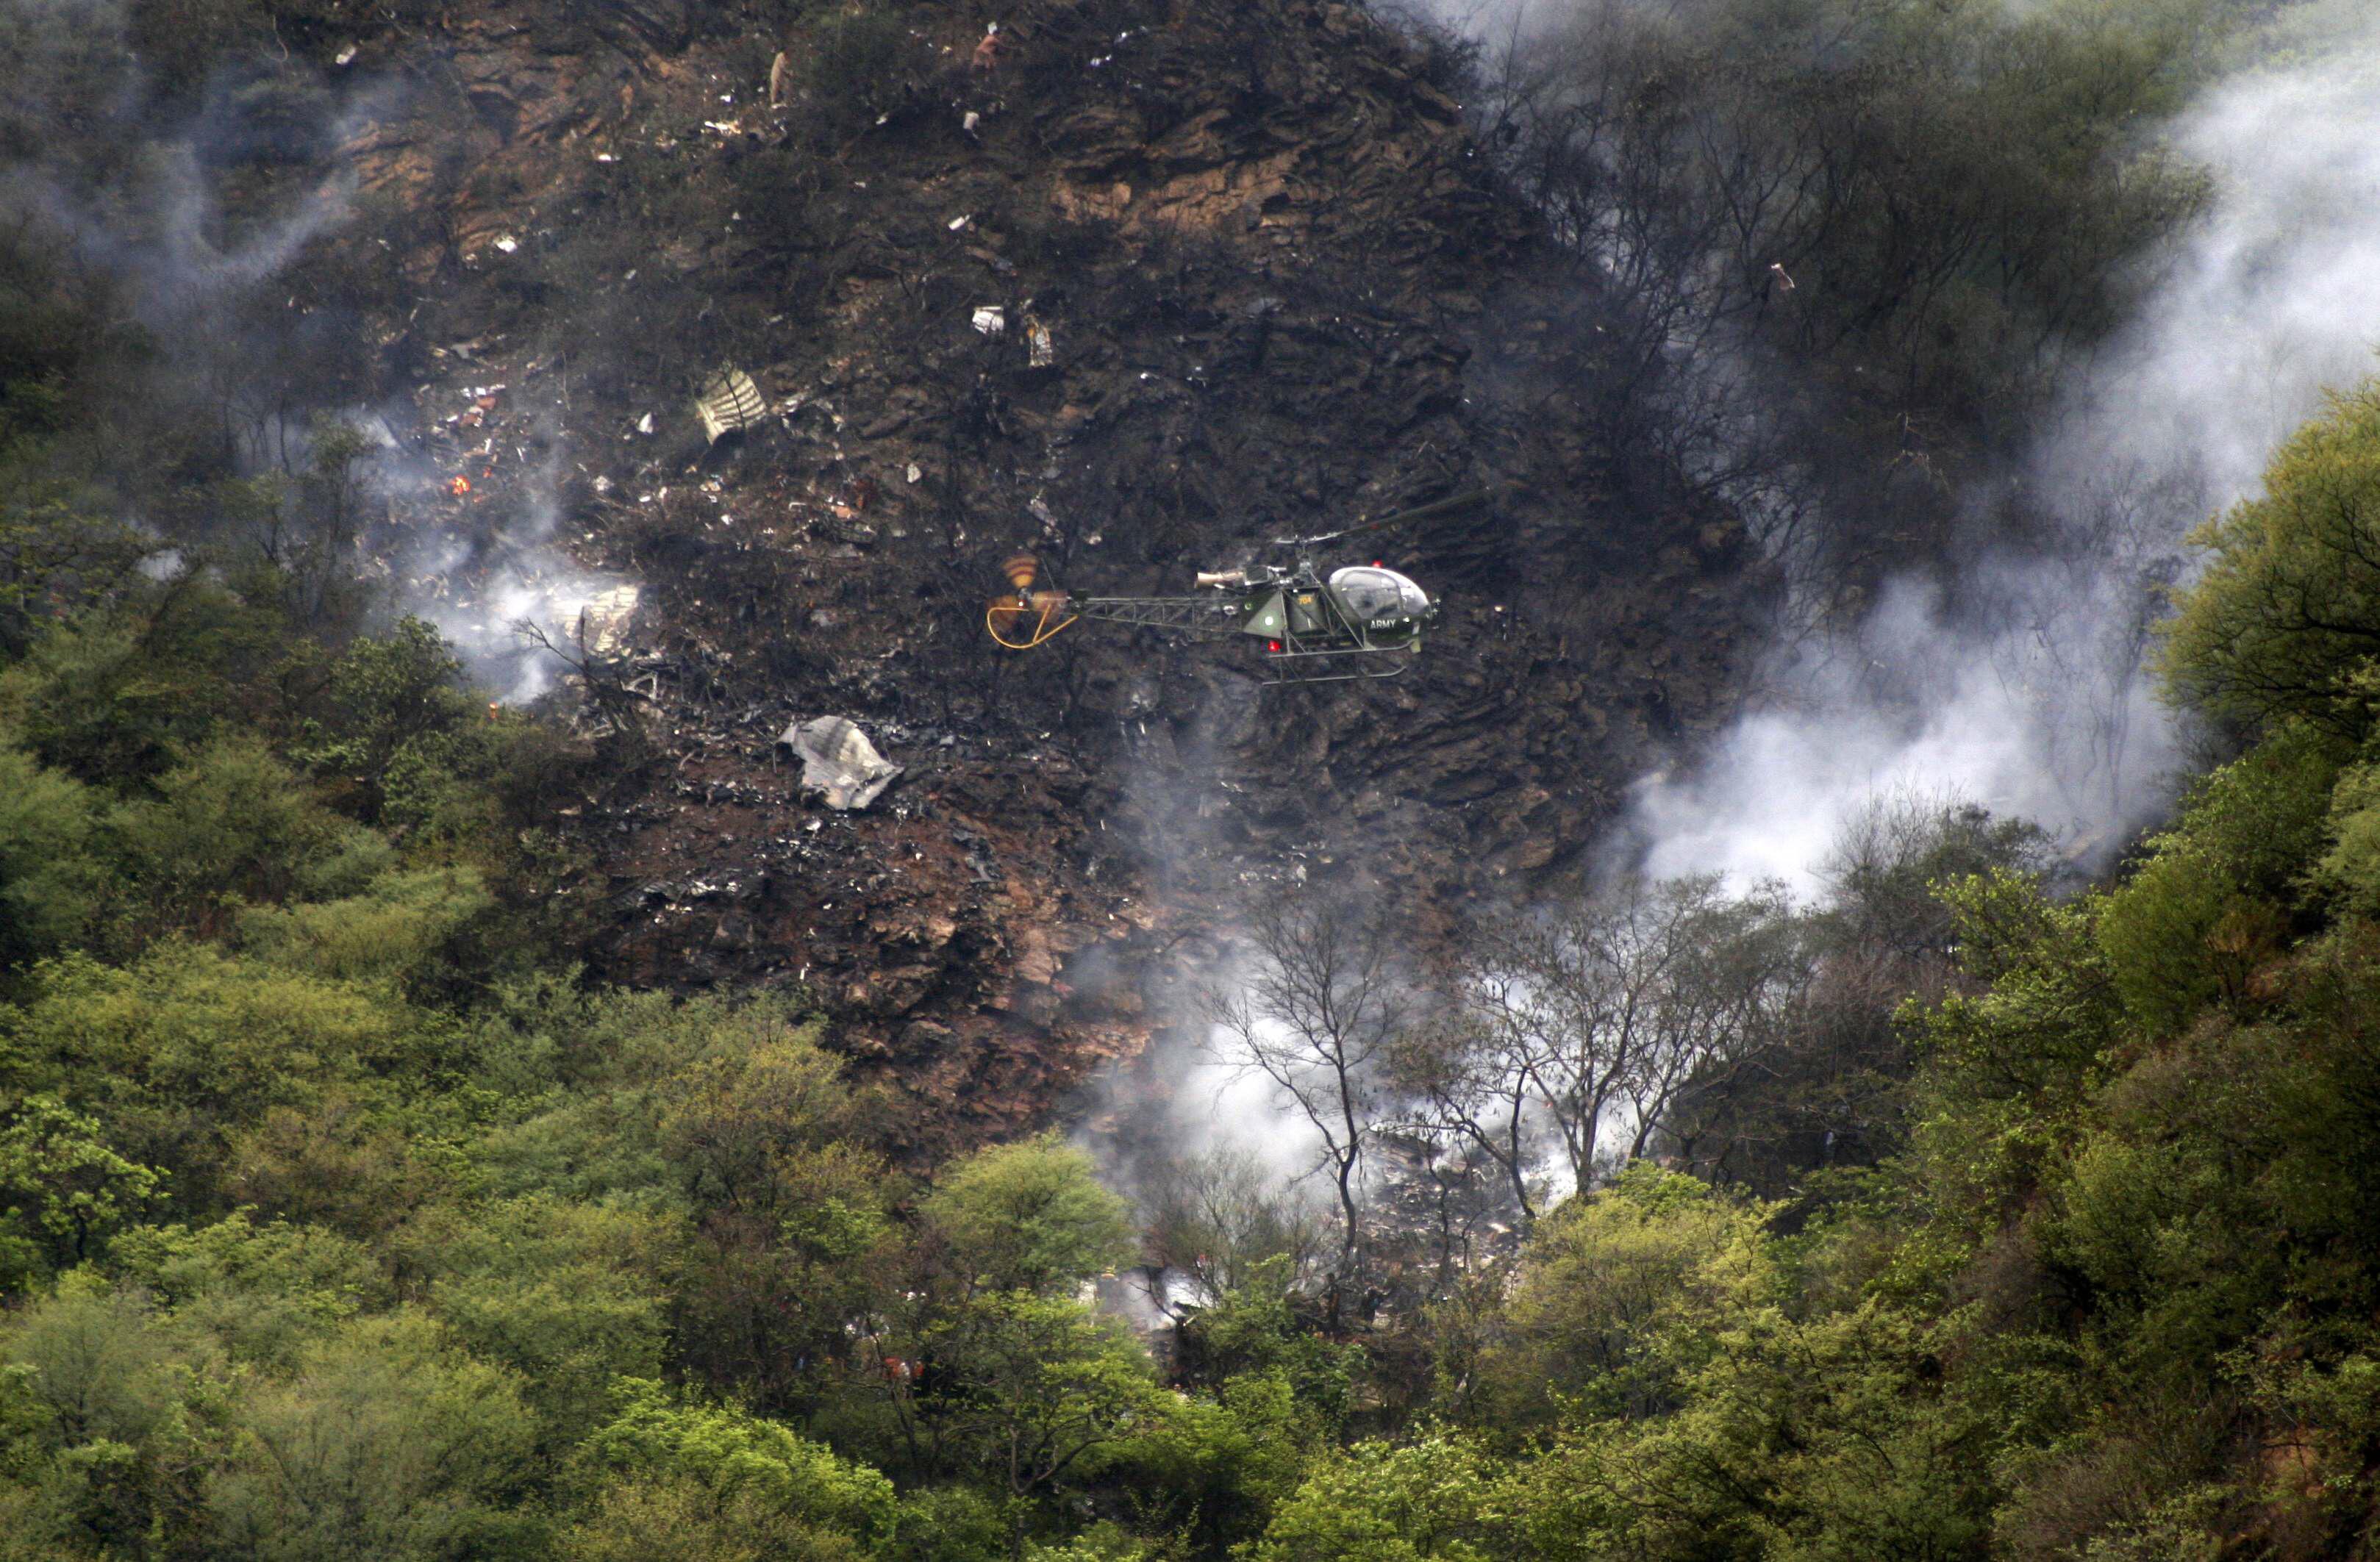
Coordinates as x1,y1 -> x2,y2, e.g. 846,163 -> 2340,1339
986,552 -> 1080,649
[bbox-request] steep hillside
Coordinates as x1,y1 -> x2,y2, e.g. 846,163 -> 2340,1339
302,0 -> 1761,1136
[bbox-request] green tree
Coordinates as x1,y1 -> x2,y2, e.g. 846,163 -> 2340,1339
0,612 -> 231,787
1498,1300 -> 1985,1562
0,1097 -> 165,1270
290,617 -> 476,821
901,1293 -> 1165,1554
673,1139 -> 899,1414
103,1210 -> 384,1369
1470,1166 -> 1776,1428
0,1276 -> 201,1556
2162,380 -> 2380,737
0,745 -> 106,970
110,735 -> 390,939
235,864 -> 491,992
204,1310 -> 542,1561
1253,1433 -> 1504,1562
400,1196 -> 680,1452
559,1475 -> 866,1562
2095,723 -> 2340,1033
660,1020 -> 854,1218
577,1378 -> 896,1545
1093,1262 -> 1354,1550
920,1135 -> 1135,1296
3,942 -> 429,1213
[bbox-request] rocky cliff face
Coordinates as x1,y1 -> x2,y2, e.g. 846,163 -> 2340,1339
300,0 -> 1763,1146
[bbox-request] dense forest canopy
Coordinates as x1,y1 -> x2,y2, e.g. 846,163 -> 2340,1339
4,0 -> 2380,1558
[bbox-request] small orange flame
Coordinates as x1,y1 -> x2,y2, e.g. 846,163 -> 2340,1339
449,476 -> 472,497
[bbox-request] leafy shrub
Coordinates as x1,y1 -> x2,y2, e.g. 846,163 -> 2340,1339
1253,1433 -> 1504,1562
203,1310 -> 543,1560
559,1474 -> 868,1562
2162,382 -> 2380,738
103,1211 -> 385,1369
2096,723 -> 2341,1033
112,735 -> 393,937
921,1133 -> 1137,1294
0,743 -> 106,967
579,1378 -> 898,1544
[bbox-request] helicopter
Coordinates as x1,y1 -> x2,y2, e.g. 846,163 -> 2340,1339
984,485 -> 1509,685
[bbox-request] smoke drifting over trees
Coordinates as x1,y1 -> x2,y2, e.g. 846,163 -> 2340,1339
14,0 -> 2380,1558
1558,0 -> 2380,881
1375,0 -> 2380,886
1128,0 -> 2380,1356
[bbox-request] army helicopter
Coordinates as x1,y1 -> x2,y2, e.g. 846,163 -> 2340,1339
985,486 -> 1507,685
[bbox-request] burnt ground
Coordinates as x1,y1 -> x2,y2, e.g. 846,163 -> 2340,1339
294,0 -> 1766,1150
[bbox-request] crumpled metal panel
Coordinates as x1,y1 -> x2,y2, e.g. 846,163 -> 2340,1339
777,716 -> 903,810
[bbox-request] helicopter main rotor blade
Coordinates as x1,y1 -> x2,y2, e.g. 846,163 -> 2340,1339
1273,479 -> 1523,549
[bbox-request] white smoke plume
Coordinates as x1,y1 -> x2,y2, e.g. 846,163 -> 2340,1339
1629,18 -> 2380,889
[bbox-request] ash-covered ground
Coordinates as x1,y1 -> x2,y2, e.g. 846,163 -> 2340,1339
293,0 -> 1763,1148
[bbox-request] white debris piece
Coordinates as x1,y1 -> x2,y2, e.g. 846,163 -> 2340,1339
335,44 -> 358,65
971,305 -> 1006,337
636,412 -> 655,435
493,235 -> 519,254
1026,315 -> 1055,367
778,717 -> 904,812
906,463 -> 922,483
693,367 -> 767,443
962,110 -> 982,135
576,584 -> 642,656
948,214 -> 972,231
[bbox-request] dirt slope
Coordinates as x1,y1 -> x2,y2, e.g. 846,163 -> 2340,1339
306,0 -> 1762,1144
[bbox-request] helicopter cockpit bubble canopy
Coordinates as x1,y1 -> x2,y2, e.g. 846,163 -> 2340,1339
1327,566 -> 1431,622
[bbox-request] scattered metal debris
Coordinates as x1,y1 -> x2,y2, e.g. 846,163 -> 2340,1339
971,305 -> 1006,337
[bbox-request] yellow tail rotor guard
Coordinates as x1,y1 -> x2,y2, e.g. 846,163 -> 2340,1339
986,587 -> 1079,650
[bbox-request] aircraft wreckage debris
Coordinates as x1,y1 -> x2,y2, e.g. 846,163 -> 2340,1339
693,366 -> 767,444
779,716 -> 904,811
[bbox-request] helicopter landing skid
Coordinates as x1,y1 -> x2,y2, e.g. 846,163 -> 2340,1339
1257,644 -> 1418,685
